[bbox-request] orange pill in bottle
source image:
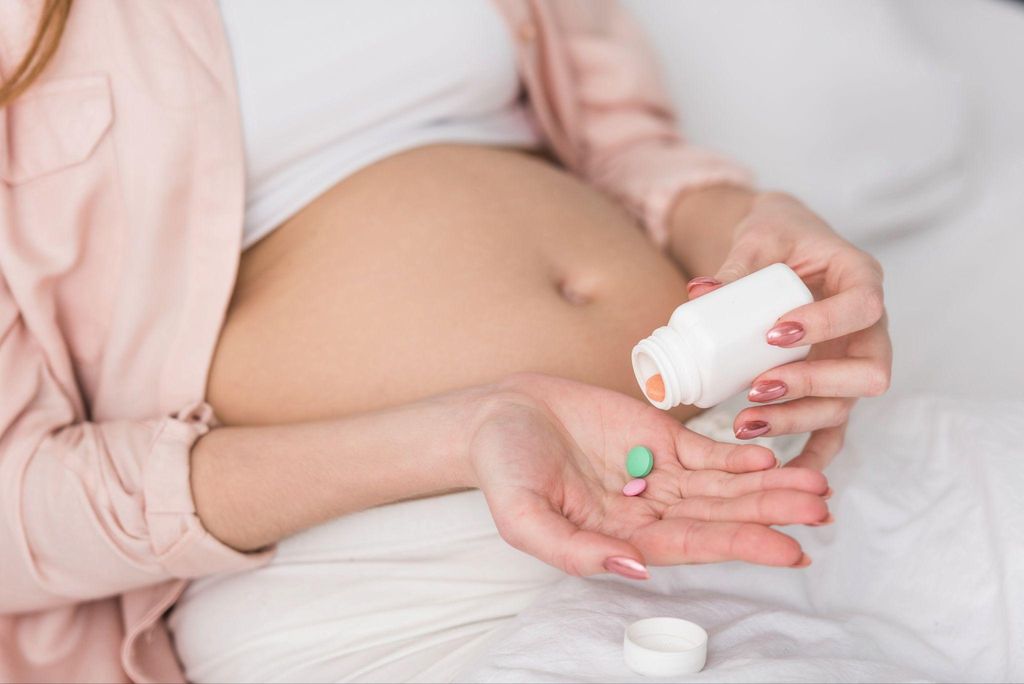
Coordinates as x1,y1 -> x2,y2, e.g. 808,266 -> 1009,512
644,374 -> 666,403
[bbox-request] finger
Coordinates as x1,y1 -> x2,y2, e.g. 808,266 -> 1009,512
770,246 -> 888,344
768,273 -> 884,347
686,276 -> 724,300
494,491 -> 645,578
674,430 -> 778,473
679,466 -> 829,499
841,313 -> 893,390
665,490 -> 829,526
712,235 -> 780,285
631,518 -> 807,567
785,424 -> 847,471
735,397 -> 854,438
843,311 -> 892,358
748,357 -> 891,403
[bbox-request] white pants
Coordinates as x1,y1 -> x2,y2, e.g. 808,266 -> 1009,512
168,490 -> 561,683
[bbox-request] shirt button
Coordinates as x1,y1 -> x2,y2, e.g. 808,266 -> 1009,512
518,21 -> 537,43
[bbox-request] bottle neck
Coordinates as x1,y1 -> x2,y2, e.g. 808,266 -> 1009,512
631,325 -> 702,408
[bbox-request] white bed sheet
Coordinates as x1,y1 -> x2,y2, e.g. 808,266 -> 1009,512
461,1 -> 1024,681
461,396 -> 1024,682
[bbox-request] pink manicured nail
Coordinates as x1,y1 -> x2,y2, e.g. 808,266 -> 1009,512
735,421 -> 770,440
622,478 -> 648,496
749,380 -> 787,402
792,554 -> 813,568
766,321 -> 805,346
809,514 -> 835,527
603,556 -> 650,580
687,276 -> 721,291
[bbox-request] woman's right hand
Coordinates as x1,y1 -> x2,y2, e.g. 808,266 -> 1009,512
465,374 -> 831,579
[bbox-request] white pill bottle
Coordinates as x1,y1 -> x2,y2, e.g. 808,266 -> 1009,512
632,263 -> 814,409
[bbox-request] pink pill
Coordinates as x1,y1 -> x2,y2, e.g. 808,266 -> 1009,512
622,478 -> 647,497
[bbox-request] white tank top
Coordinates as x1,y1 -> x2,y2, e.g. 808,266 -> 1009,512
218,0 -> 540,249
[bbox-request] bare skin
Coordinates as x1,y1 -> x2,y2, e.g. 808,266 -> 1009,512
191,144 -> 887,566
208,144 -> 701,425
192,373 -> 829,568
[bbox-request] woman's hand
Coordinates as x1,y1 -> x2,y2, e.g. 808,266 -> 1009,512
465,373 -> 830,580
684,191 -> 892,470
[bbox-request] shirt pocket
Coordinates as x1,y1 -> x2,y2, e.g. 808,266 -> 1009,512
0,74 -> 113,186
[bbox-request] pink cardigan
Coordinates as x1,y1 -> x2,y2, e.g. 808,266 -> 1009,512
0,1 -> 751,681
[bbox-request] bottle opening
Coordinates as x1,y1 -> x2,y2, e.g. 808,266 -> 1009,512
633,327 -> 701,409
632,345 -> 671,409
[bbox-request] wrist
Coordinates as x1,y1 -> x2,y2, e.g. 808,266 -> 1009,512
452,375 -> 558,492
666,183 -> 757,277
443,386 -> 497,491
373,388 -> 486,495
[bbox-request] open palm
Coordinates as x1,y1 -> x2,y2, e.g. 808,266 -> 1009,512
469,374 -> 830,578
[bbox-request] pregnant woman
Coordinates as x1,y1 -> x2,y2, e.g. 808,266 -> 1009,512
0,1 -> 891,682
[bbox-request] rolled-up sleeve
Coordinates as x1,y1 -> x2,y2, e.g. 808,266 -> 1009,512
559,1 -> 755,245
0,281 -> 269,615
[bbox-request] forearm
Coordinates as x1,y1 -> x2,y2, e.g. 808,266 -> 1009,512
666,184 -> 757,278
190,388 -> 483,552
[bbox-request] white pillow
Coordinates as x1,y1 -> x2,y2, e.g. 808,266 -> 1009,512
623,0 -> 972,243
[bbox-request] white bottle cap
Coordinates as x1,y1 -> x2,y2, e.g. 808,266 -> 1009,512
623,617 -> 708,677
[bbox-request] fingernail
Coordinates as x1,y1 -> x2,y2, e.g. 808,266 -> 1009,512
824,487 -> 834,500
809,514 -> 835,527
749,380 -> 788,402
792,553 -> 813,568
735,421 -> 770,440
687,276 -> 721,291
603,556 -> 650,580
766,321 -> 805,346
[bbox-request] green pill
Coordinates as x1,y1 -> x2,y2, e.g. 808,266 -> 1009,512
626,445 -> 654,478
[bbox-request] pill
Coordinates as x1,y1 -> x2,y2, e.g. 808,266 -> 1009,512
622,478 -> 647,496
645,374 -> 665,402
626,445 -> 654,478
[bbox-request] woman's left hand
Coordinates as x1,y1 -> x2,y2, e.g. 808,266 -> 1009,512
687,191 -> 892,470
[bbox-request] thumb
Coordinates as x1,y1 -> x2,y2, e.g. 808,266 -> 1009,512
713,239 -> 762,285
495,492 -> 649,580
687,240 -> 762,300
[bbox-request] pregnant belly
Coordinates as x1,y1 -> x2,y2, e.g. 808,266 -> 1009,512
208,144 -> 697,424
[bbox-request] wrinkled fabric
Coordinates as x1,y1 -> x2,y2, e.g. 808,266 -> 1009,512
0,1 -> 751,682
169,490 -> 563,683
462,395 -> 1024,683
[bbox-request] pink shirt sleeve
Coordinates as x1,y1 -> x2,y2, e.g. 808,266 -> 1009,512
0,276 -> 270,614
557,0 -> 755,245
